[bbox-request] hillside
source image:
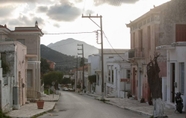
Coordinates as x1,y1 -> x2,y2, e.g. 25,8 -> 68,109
47,38 -> 98,58
41,44 -> 82,72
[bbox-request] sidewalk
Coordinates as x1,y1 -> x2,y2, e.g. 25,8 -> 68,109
87,93 -> 185,118
7,94 -> 60,118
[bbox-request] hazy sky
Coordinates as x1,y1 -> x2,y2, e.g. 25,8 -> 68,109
0,0 -> 170,49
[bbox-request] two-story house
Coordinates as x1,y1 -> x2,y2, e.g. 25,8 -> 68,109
127,0 -> 186,112
156,0 -> 186,111
0,22 -> 43,105
106,50 -> 130,98
10,22 -> 43,101
89,49 -> 130,96
126,3 -> 168,101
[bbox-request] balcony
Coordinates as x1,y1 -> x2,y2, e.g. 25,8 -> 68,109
128,48 -> 144,59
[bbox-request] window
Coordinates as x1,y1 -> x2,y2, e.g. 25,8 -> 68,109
127,70 -> 131,79
132,32 -> 135,48
138,29 -> 143,51
108,70 -> 110,83
147,26 -> 151,50
1,53 -> 9,77
176,24 -> 186,42
96,74 -> 99,85
179,63 -> 184,94
17,39 -> 25,45
111,70 -> 114,83
27,69 -> 33,87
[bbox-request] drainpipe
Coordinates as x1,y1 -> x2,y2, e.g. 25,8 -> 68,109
13,45 -> 20,110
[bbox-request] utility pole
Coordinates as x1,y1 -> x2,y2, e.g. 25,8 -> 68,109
77,44 -> 85,92
75,56 -> 78,92
82,14 -> 104,100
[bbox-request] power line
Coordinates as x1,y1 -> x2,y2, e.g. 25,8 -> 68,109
44,31 -> 95,35
102,31 -> 128,61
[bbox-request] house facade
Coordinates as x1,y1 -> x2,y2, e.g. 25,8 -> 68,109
74,65 -> 88,92
0,41 -> 27,111
106,51 -> 130,98
92,49 -> 130,96
156,0 -> 186,111
0,22 -> 43,101
126,3 -> 168,101
87,54 -> 100,94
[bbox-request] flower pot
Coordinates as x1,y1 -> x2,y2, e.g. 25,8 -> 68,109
37,100 -> 44,109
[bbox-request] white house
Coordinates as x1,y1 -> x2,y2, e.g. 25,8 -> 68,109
87,54 -> 100,94
106,52 -> 131,98
89,49 -> 130,96
0,41 -> 27,111
157,42 -> 186,111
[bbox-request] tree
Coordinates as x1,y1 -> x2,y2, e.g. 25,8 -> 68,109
79,57 -> 84,67
61,77 -> 71,85
41,58 -> 51,74
147,54 -> 166,118
43,71 -> 63,88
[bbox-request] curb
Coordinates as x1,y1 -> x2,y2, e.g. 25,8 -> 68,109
31,96 -> 60,118
86,94 -> 152,117
31,103 -> 56,118
105,101 -> 152,117
124,107 -> 152,117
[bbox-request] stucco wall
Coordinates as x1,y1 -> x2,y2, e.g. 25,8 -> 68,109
9,34 -> 40,61
159,0 -> 186,46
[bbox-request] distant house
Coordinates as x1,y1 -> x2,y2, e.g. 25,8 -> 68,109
105,51 -> 130,98
46,59 -> 56,70
87,54 -> 100,93
73,65 -> 88,92
89,49 -> 130,96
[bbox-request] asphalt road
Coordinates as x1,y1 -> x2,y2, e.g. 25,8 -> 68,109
38,91 -> 146,118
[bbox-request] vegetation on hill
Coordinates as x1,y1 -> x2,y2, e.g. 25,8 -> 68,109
41,44 -> 87,72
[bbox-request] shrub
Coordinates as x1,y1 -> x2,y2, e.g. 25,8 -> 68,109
0,110 -> 10,118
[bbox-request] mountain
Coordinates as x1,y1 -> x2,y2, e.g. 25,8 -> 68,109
47,38 -> 99,58
41,44 -> 83,72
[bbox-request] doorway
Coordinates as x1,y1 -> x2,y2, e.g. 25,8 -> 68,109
132,68 -> 136,96
171,63 -> 175,103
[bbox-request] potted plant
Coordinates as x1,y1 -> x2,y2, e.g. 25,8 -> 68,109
36,94 -> 44,109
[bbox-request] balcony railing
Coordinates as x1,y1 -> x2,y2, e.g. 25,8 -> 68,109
128,48 -> 144,59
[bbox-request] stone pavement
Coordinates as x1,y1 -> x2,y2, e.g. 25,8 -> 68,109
7,94 -> 60,118
86,93 -> 186,118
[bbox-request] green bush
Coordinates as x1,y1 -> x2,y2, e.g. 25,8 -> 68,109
0,110 -> 10,118
44,89 -> 54,95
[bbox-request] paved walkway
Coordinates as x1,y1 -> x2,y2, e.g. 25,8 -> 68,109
86,93 -> 186,118
7,94 -> 60,118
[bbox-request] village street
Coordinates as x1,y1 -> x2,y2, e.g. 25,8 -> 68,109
38,91 -> 146,118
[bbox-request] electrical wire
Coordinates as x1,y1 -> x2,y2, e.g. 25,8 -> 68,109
44,31 -> 96,35
103,31 -> 128,61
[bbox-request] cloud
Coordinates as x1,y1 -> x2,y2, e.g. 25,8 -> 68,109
85,10 -> 94,15
0,5 -> 14,17
37,6 -> 48,13
53,23 -> 60,28
74,0 -> 83,3
0,0 -> 51,4
47,3 -> 81,21
7,15 -> 45,29
93,0 -> 139,6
